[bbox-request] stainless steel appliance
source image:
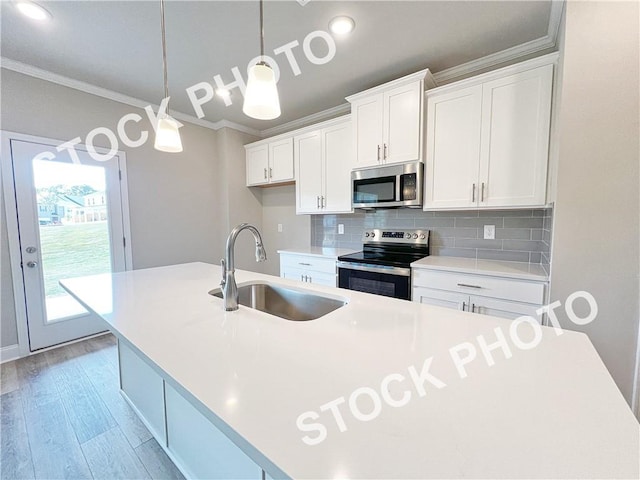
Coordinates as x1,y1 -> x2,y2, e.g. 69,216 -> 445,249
337,229 -> 429,300
352,162 -> 423,209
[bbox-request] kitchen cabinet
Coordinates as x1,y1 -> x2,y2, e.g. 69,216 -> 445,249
412,267 -> 546,322
279,252 -> 338,287
347,69 -> 436,168
245,137 -> 294,186
295,116 -> 353,214
118,341 -> 264,479
424,55 -> 556,210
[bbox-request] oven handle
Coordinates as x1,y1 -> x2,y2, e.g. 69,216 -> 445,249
336,261 -> 411,277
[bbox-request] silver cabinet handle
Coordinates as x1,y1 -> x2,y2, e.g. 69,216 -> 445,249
317,196 -> 320,209
298,262 -> 312,266
321,196 -> 325,208
26,261 -> 38,268
263,168 -> 267,179
269,167 -> 273,179
457,283 -> 482,289
481,182 -> 485,202
471,303 -> 476,313
300,274 -> 304,281
462,301 -> 466,312
377,145 -> 381,162
308,276 -> 312,283
384,143 -> 388,160
472,183 -> 476,203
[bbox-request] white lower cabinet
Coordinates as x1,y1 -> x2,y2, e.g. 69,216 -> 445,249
118,342 -> 267,479
412,269 -> 546,322
165,384 -> 262,480
279,253 -> 338,287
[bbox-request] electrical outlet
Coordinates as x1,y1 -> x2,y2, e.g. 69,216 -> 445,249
338,224 -> 345,235
484,225 -> 495,240
277,224 -> 283,233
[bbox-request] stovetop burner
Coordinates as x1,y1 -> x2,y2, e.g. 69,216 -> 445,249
338,229 -> 430,268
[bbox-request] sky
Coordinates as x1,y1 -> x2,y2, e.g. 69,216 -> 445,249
33,159 -> 106,191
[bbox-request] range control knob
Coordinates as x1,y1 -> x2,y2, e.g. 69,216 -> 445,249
371,232 -> 376,238
405,233 -> 411,239
412,233 -> 418,239
365,232 -> 370,238
419,234 -> 426,240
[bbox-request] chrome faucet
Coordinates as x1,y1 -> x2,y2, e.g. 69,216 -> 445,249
220,223 -> 267,311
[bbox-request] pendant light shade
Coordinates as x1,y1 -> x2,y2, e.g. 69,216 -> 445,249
154,0 -> 183,153
154,114 -> 183,153
243,63 -> 281,120
243,0 -> 281,120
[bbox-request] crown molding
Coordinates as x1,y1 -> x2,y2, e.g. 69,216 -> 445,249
259,103 -> 351,138
433,0 -> 564,85
0,57 -> 264,135
1,0 -> 564,138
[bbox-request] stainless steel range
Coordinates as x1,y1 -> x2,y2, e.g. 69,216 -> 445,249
336,229 -> 429,300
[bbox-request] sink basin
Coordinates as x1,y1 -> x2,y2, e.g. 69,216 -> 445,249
209,281 -> 348,321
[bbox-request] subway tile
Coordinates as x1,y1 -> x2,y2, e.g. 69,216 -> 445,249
530,229 -> 543,240
429,235 -> 455,247
542,230 -> 551,244
477,249 -> 530,262
502,240 -> 543,252
529,252 -> 542,263
433,227 -> 478,239
479,209 -> 533,217
417,217 -> 456,228
503,217 -> 543,228
430,247 -> 477,259
322,215 -> 338,227
383,218 -> 417,228
455,217 -> 505,228
434,210 -> 479,217
494,228 -> 531,240
455,238 -> 503,249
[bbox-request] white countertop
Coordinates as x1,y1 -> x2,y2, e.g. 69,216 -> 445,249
61,263 -> 638,479
277,247 -> 358,259
412,256 -> 549,281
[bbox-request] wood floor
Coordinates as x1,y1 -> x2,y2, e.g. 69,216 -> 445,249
0,334 -> 185,480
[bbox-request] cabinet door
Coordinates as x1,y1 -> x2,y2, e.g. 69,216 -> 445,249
118,342 -> 166,444
383,81 -> 423,164
351,95 -> 384,168
165,384 -> 262,480
469,295 -> 542,322
268,137 -> 294,183
412,286 -> 468,311
281,265 -> 307,283
322,121 -> 353,213
294,131 -> 323,214
308,271 -> 337,287
245,145 -> 269,186
424,85 -> 483,210
479,64 -> 553,207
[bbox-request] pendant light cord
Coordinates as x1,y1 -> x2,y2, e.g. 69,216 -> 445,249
160,0 -> 170,114
259,0 -> 265,65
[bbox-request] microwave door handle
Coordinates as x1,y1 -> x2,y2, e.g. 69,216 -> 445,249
396,175 -> 402,202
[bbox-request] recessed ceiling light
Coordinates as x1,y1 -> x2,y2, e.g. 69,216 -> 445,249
15,1 -> 52,21
329,16 -> 355,35
216,88 -> 231,99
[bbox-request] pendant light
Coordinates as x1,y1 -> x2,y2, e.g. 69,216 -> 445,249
243,0 -> 281,120
154,0 -> 183,153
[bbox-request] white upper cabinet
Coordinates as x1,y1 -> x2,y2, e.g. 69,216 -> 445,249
347,69 -> 436,168
295,117 -> 353,215
424,55 -> 556,210
245,137 -> 294,187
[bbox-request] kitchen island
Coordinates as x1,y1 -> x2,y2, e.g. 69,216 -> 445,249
61,262 -> 639,479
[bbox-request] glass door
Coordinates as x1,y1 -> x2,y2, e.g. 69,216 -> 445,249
7,139 -> 129,351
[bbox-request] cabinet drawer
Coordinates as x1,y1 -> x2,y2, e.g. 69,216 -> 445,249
282,265 -> 336,287
279,255 -> 337,274
413,269 -> 545,304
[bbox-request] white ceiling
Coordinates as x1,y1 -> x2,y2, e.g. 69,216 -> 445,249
1,1 -> 556,133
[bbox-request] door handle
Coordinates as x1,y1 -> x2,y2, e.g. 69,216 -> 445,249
301,274 -> 304,282
471,303 -> 477,313
321,196 -> 325,208
472,183 -> 476,203
377,145 -> 381,162
462,301 -> 466,312
384,143 -> 388,160
317,196 -> 320,209
263,168 -> 267,179
269,167 -> 273,179
26,261 -> 38,268
481,182 -> 485,202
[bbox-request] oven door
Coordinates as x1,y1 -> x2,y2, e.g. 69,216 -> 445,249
337,262 -> 411,300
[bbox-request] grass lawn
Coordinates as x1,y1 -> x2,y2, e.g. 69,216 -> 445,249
40,222 -> 112,297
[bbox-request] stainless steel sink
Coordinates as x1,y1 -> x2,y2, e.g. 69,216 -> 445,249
209,282 -> 348,321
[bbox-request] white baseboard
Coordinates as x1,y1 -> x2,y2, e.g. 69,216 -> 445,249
0,344 -> 21,364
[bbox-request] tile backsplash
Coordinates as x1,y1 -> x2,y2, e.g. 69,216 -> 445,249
311,208 -> 553,267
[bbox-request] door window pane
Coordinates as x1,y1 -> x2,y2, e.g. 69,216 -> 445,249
33,159 -> 113,322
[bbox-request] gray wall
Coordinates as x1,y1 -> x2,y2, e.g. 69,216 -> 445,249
0,69 -> 224,348
261,185 -> 311,276
312,208 -> 552,265
550,1 -> 639,405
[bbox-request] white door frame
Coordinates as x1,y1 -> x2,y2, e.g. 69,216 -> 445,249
1,130 -> 133,357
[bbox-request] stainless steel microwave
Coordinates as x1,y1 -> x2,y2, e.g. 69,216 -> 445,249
352,162 -> 423,209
